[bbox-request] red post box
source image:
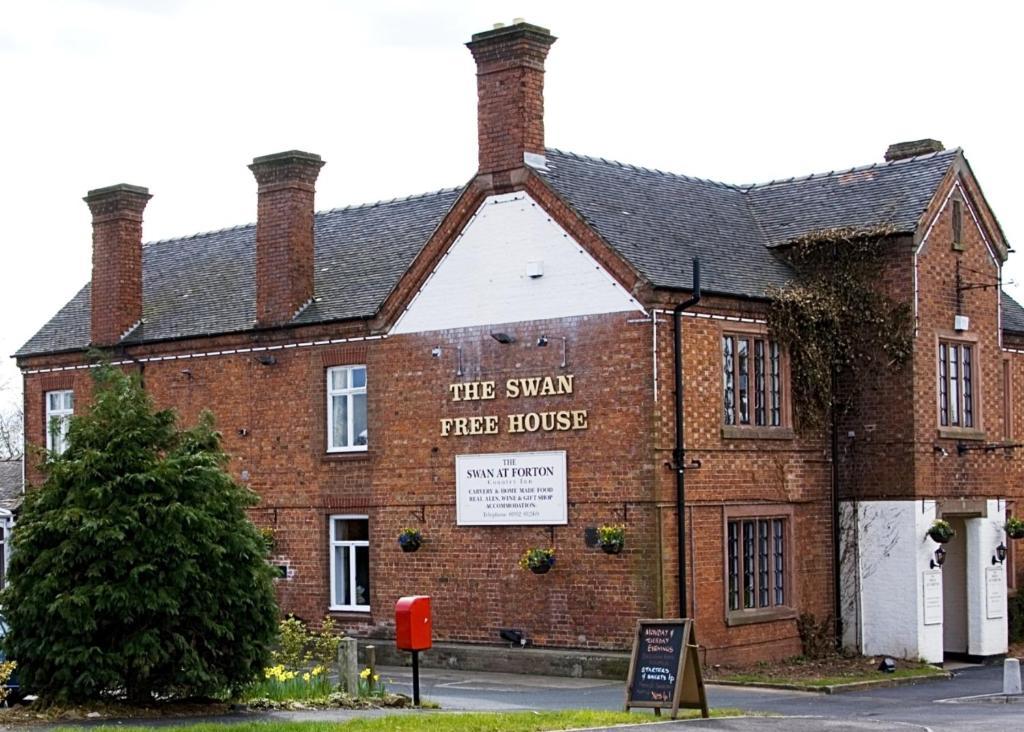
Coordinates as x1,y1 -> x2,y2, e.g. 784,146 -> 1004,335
395,595 -> 432,651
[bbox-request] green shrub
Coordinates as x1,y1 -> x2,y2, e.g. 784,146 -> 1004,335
0,366 -> 279,703
1009,591 -> 1024,644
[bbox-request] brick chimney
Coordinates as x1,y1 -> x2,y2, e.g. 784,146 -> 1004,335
249,150 -> 325,327
85,184 -> 151,347
467,21 -> 556,175
884,139 -> 944,162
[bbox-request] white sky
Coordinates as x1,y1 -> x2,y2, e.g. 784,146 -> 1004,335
2,0 -> 1023,409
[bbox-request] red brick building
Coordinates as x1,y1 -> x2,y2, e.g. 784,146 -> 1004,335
16,21 -> 1024,666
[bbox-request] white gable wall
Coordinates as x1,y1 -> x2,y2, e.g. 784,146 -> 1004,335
390,192 -> 644,335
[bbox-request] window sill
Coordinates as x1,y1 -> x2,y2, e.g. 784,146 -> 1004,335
721,426 -> 795,440
726,607 -> 797,627
328,606 -> 371,615
937,428 -> 986,441
323,451 -> 371,462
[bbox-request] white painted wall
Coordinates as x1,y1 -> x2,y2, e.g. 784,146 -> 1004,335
965,501 -> 1008,657
842,498 -> 1009,663
841,499 -> 943,663
390,192 -> 644,335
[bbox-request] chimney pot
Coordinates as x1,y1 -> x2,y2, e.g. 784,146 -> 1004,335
884,139 -> 944,162
467,22 -> 556,175
84,183 -> 151,346
249,150 -> 324,327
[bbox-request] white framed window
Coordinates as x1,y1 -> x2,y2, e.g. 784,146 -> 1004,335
329,515 -> 370,612
327,366 -> 367,452
46,390 -> 74,454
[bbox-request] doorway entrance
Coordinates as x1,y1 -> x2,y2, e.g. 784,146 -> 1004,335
942,516 -> 968,656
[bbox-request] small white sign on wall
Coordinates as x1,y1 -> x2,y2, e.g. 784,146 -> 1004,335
456,451 -> 567,526
985,566 -> 1006,620
922,570 -> 943,626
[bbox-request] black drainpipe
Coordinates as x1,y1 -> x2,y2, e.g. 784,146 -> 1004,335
672,258 -> 701,618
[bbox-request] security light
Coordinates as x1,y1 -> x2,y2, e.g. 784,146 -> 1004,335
537,336 -> 549,347
491,332 -> 515,344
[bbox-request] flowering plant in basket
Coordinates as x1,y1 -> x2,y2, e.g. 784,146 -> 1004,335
519,547 -> 556,574
927,519 -> 955,543
398,527 -> 422,552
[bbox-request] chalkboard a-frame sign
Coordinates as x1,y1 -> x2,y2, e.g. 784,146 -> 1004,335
624,618 -> 708,719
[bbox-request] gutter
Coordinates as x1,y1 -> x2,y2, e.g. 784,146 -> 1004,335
672,258 -> 701,618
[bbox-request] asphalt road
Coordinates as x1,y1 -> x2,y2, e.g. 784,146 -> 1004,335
376,662 -> 1021,731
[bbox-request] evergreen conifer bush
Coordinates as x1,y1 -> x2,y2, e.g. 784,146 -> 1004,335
0,366 -> 278,703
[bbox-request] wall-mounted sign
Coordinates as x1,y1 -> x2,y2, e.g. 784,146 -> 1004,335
456,451 -> 567,525
922,570 -> 942,626
440,374 -> 588,437
985,566 -> 1006,620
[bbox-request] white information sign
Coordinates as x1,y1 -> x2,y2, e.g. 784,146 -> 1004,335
456,450 -> 567,525
986,566 -> 1006,620
922,570 -> 943,626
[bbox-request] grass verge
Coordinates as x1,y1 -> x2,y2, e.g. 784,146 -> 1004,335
718,663 -> 947,688
56,709 -> 742,732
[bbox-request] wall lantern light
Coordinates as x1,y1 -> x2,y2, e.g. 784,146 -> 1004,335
491,332 -> 515,344
993,543 -> 1008,565
930,546 -> 947,569
537,335 -> 549,347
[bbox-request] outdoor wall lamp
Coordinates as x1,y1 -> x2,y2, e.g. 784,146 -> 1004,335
537,335 -> 549,347
931,546 -> 947,569
993,543 -> 1008,565
256,354 -> 277,366
491,332 -> 515,344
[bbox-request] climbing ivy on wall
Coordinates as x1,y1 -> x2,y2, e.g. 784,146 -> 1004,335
766,227 -> 913,430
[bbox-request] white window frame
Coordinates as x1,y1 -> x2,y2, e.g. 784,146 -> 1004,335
329,514 -> 370,612
326,365 -> 367,453
45,389 -> 74,454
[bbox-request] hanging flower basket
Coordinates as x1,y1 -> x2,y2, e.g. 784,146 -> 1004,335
398,528 -> 422,553
519,547 -> 556,574
1005,516 -> 1024,540
927,519 -> 955,544
597,524 -> 626,555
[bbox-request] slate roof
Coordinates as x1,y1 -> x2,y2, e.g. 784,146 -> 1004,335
0,460 -> 22,513
1002,291 -> 1024,335
17,189 -> 462,355
20,145 -> 1010,357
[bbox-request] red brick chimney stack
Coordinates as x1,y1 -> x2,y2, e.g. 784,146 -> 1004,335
85,184 -> 151,347
249,150 -> 325,327
467,21 -> 557,175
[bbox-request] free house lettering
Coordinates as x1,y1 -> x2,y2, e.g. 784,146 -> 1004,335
440,374 -> 588,436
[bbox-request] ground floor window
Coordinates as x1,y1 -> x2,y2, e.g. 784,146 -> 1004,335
329,515 -> 370,611
726,511 -> 791,620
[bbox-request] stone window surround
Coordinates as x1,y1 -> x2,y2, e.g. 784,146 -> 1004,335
722,504 -> 797,627
720,322 -> 794,440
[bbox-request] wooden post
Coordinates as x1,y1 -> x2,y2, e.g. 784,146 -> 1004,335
338,636 -> 359,695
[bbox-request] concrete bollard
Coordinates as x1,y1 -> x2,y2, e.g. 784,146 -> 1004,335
1004,658 -> 1022,696
338,636 -> 359,695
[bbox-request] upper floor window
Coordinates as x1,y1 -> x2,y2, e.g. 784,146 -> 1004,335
938,341 -> 974,428
327,365 -> 367,452
46,390 -> 74,454
723,334 -> 783,427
